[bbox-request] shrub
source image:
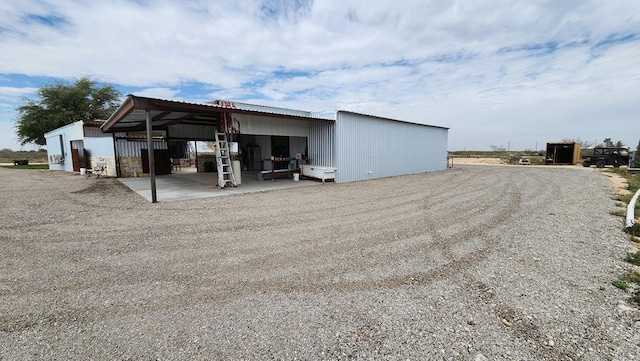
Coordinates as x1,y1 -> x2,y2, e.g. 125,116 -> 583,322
624,270 -> 640,284
624,223 -> 640,237
626,251 -> 640,266
612,280 -> 628,290
626,224 -> 640,237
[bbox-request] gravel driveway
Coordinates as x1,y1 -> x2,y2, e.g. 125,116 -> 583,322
1,165 -> 638,360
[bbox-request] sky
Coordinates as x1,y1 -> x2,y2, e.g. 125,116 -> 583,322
1,0 -> 639,151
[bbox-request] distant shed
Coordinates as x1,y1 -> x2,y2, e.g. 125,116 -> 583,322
44,120 -> 115,176
545,142 -> 581,165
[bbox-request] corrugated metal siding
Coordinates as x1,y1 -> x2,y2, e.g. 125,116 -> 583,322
84,127 -> 110,138
308,120 -> 335,167
335,112 -> 448,182
168,124 -> 217,140
240,114 -> 309,136
115,139 -> 168,157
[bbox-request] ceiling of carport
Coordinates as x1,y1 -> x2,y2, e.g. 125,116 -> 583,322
102,95 -> 222,132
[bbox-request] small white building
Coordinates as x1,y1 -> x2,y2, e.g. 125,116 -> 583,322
44,120 -> 115,176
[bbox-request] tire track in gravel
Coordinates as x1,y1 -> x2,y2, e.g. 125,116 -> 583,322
456,168 -> 588,361
0,165 -> 584,342
2,167 -> 533,332
3,179 -> 515,300
286,167 -> 522,281
181,167 -> 523,289
466,278 -> 580,361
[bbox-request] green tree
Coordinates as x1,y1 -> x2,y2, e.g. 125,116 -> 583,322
14,77 -> 121,146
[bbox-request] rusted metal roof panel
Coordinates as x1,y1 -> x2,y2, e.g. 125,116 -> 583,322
209,100 -> 334,120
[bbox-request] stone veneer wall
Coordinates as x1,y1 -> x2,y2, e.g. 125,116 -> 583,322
118,157 -> 143,177
197,154 -> 216,173
87,157 -> 117,177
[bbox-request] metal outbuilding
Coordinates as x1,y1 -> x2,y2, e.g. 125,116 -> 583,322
334,111 -> 448,182
100,95 -> 449,202
545,142 -> 581,165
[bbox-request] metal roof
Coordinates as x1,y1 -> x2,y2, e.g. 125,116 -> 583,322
82,119 -> 106,128
337,110 -> 449,130
102,95 -> 334,133
208,99 -> 331,119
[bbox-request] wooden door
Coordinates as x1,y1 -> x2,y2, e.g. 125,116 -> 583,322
71,148 -> 80,172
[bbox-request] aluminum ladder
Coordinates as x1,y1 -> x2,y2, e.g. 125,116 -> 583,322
214,132 -> 237,188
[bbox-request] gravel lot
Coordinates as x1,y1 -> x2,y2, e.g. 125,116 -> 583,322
1,165 -> 639,360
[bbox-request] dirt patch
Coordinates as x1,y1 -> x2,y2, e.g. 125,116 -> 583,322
602,172 -> 630,196
71,178 -> 133,194
450,157 -> 506,165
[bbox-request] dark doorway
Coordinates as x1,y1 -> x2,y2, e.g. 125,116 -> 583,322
238,134 -> 262,171
244,143 -> 262,171
141,149 -> 172,175
271,136 -> 289,158
168,140 -> 189,159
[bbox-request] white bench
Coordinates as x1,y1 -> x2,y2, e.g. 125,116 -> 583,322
257,168 -> 299,181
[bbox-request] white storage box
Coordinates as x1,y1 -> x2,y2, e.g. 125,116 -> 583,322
301,164 -> 337,183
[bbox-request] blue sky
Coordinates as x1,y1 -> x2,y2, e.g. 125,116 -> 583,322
1,0 -> 639,151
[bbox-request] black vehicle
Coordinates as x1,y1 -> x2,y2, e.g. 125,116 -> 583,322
582,147 -> 630,168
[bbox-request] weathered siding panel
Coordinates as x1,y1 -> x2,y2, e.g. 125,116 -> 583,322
335,112 -> 448,182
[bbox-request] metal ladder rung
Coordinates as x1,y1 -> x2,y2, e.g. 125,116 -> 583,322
214,132 -> 237,188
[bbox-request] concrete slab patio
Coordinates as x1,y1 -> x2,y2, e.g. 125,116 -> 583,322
117,167 -> 323,202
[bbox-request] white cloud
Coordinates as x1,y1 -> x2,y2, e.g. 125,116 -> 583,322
0,0 -> 639,150
0,86 -> 40,150
130,87 -> 180,100
0,86 -> 38,101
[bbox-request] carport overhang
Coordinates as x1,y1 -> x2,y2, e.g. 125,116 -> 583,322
102,95 -> 333,203
102,96 -> 222,134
